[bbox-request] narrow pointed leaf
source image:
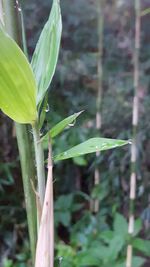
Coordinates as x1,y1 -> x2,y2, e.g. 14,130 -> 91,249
42,111 -> 83,141
31,0 -> 62,105
0,28 -> 37,124
54,138 -> 130,161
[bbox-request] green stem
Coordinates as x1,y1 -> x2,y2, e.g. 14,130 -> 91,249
32,122 -> 46,207
1,0 -> 37,262
16,124 -> 37,262
96,0 -> 103,115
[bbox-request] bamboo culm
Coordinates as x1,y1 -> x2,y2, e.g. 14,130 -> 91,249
32,122 -> 46,208
126,0 -> 141,266
93,0 -> 104,213
16,124 -> 37,261
35,140 -> 54,267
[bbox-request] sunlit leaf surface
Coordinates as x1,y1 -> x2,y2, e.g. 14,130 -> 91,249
0,28 -> 37,124
54,138 -> 130,161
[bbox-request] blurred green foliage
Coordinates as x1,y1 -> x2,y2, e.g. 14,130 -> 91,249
55,212 -> 147,267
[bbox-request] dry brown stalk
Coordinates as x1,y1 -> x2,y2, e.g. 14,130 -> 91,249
35,141 -> 54,267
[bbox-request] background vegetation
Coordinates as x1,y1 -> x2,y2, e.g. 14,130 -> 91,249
0,0 -> 150,266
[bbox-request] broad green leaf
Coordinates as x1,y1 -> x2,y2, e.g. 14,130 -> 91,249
92,183 -> 109,201
100,230 -> 114,244
75,249 -> 101,266
133,238 -> 150,256
116,257 -> 145,267
41,111 -> 83,140
31,0 -> 62,105
0,28 -> 37,124
56,243 -> 75,259
55,194 -> 73,210
55,211 -> 71,227
39,92 -> 49,129
133,218 -> 142,236
54,138 -> 130,161
73,156 -> 87,166
114,213 -> 128,237
107,235 -> 124,261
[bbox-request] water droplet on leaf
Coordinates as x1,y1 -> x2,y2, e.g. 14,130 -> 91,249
45,104 -> 50,112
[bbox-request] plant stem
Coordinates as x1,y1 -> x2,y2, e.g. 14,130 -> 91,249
16,124 -> 37,262
32,122 -> 46,207
126,0 -> 141,266
47,140 -> 54,267
35,140 -> 54,267
93,0 -> 104,213
1,0 -> 37,262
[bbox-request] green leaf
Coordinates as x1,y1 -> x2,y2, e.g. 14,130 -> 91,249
75,249 -> 101,266
56,243 -> 75,259
73,156 -> 87,166
2,259 -> 13,267
100,230 -> 114,244
42,111 -> 83,140
92,184 -> 109,201
55,211 -> 71,227
0,28 -> 37,124
133,238 -> 150,256
54,138 -> 130,161
31,0 -> 62,105
55,194 -> 73,210
116,257 -> 145,267
130,257 -> 145,267
108,235 -> 125,261
113,213 -> 128,237
133,218 -> 142,236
